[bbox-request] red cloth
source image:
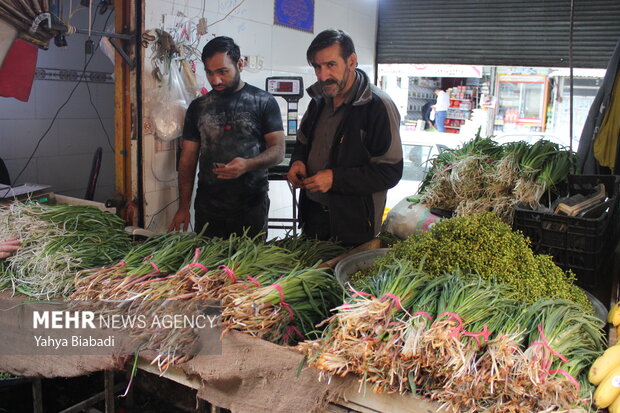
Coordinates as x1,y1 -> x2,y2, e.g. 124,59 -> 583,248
0,39 -> 38,102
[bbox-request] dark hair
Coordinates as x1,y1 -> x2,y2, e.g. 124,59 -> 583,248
201,36 -> 241,64
306,29 -> 356,65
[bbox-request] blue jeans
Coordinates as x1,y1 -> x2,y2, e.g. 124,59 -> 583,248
435,111 -> 447,132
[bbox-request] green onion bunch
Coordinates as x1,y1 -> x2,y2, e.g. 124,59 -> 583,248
419,133 -> 577,223
222,266 -> 343,345
301,263 -> 604,412
269,233 -> 348,267
0,203 -> 132,298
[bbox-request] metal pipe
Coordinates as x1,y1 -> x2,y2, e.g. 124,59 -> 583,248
569,0 -> 574,155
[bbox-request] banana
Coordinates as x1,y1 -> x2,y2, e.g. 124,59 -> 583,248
608,302 -> 620,326
594,365 -> 620,408
610,393 -> 620,413
589,345 -> 620,385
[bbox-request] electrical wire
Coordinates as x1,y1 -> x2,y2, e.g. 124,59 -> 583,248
146,197 -> 180,230
1,4 -> 113,199
208,0 -> 246,27
85,5 -> 114,152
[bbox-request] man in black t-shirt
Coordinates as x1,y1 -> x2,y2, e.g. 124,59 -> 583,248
168,36 -> 285,238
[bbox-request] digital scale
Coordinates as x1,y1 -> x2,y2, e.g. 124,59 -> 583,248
266,76 -> 304,136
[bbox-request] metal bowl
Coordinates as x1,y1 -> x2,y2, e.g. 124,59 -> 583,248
334,248 -> 390,289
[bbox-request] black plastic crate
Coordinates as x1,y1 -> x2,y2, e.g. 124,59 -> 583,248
513,175 -> 620,291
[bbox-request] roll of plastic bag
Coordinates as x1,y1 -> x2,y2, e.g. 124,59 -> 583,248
382,197 -> 442,240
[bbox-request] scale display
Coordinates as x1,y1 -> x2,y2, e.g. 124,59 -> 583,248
266,77 -> 304,136
266,77 -> 303,99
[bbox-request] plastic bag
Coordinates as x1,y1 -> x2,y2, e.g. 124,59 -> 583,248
381,197 -> 442,240
149,61 -> 194,141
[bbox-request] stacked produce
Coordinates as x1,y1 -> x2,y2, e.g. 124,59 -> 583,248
72,231 -> 206,300
419,135 -> 575,223
0,203 -> 132,298
300,264 -> 604,412
69,232 -> 345,370
222,266 -> 342,344
358,212 -> 589,308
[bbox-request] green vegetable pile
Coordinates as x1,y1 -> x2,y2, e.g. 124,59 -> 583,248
419,134 -> 576,223
0,203 -> 132,298
359,212 -> 589,308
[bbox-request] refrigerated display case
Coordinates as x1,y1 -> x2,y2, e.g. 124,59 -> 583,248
494,74 -> 548,133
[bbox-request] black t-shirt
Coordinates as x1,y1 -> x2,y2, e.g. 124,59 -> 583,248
183,83 -> 283,213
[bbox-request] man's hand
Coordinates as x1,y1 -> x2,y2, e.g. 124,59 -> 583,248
0,238 -> 21,259
168,208 -> 192,232
213,157 -> 249,179
287,161 -> 307,188
304,169 -> 333,193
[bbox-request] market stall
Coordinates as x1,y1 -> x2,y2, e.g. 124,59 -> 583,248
0,159 -> 618,412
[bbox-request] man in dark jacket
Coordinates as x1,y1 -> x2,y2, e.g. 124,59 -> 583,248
287,29 -> 403,246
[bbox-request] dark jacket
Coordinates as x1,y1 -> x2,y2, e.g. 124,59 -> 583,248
291,69 -> 403,245
578,38 -> 620,173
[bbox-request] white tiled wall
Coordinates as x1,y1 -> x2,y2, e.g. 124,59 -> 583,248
143,0 -> 378,236
0,3 -> 115,203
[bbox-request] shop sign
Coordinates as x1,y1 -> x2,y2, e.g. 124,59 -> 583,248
380,64 -> 482,78
499,74 -> 546,83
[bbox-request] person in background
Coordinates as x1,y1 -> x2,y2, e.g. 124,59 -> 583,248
168,36 -> 285,238
433,88 -> 450,132
287,29 -> 403,246
421,99 -> 436,130
0,238 -> 20,259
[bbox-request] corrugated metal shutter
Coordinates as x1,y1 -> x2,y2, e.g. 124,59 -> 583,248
377,0 -> 620,68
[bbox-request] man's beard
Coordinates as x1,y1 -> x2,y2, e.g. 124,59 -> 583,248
212,70 -> 241,95
320,69 -> 350,98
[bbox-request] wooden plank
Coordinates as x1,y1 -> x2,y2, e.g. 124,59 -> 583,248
137,358 -> 201,390
113,0 -> 135,209
340,384 -> 443,413
57,383 -> 125,413
104,370 -> 114,413
54,194 -> 115,213
32,377 -> 43,413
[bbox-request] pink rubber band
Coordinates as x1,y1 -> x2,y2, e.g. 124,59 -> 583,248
117,261 -> 126,268
438,312 -> 464,337
549,369 -> 580,390
283,325 -> 305,342
180,262 -> 209,273
349,286 -> 375,299
217,265 -> 237,283
272,284 -> 295,321
149,261 -> 160,274
413,311 -> 434,322
272,283 -> 285,302
463,325 -> 491,347
530,324 -> 568,363
381,293 -> 403,309
246,276 -> 261,287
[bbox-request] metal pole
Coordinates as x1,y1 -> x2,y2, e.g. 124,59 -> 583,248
569,0 -> 575,155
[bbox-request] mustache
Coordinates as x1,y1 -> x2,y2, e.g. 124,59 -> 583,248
320,80 -> 337,87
